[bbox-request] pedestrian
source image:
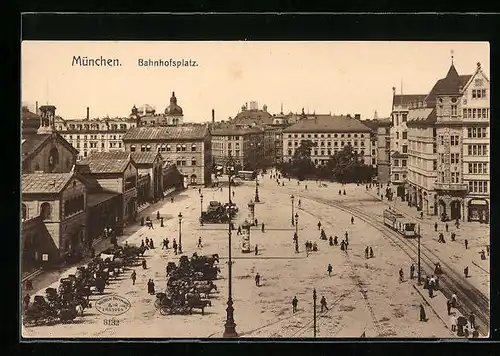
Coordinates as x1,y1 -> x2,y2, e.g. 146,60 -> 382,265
261,223 -> 265,233
329,236 -> 333,246
23,294 -> 30,310
327,263 -> 333,276
305,184 -> 307,190
198,236 -> 202,248
446,299 -> 452,315
162,239 -> 166,249
351,216 -> 354,224
419,304 -> 427,322
451,232 -> 456,242
255,218 -> 258,226
165,238 -> 170,249
292,296 -> 298,313
173,241 -> 178,255
320,296 -> 329,312
334,236 -> 338,246
131,270 -> 137,285
465,239 -> 468,250
369,247 -> 374,258
455,218 -> 460,228
25,279 -> 33,291
343,189 -> 346,195
340,240 -> 345,251
469,313 -> 476,329
339,189 -> 342,195
147,279 -> 152,294
255,244 -> 259,256
298,199 -> 301,208
317,221 -> 322,230
445,223 -> 449,232
410,264 -> 415,279
486,245 -> 490,256
233,190 -> 235,198
451,294 -> 457,308
345,231 -> 349,239
141,239 -> 145,248
150,239 -> 154,249
237,226 -> 242,235
399,268 -> 404,282
198,188 -> 201,194
255,273 -> 261,287
420,211 -> 423,219
365,246 -> 369,259
434,222 -> 438,232
142,259 -> 147,269
450,315 -> 457,332
295,241 -> 299,253
464,266 -> 469,278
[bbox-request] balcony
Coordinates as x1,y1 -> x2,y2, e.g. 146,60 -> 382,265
434,182 -> 468,191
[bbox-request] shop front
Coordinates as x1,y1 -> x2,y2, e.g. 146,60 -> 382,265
468,199 -> 489,223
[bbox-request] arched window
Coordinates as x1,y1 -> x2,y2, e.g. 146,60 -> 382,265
22,204 -> 27,220
48,147 -> 59,172
40,202 -> 51,220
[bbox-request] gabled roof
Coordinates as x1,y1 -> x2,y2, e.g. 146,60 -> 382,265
22,173 -> 76,194
131,152 -> 163,165
123,125 -> 209,141
424,64 -> 472,107
21,132 -> 79,162
283,115 -> 372,133
88,151 -> 130,160
391,151 -> 407,159
211,125 -> 263,136
233,109 -> 274,125
89,150 -> 161,165
78,153 -> 134,174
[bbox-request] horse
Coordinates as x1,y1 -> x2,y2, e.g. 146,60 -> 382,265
195,283 -> 218,298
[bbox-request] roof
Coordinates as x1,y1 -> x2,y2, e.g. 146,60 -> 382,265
22,134 -> 51,160
406,108 -> 437,127
131,152 -> 162,164
78,154 -> 132,173
425,64 -> 472,106
22,107 -> 40,120
283,115 -> 372,133
88,151 -> 130,160
391,151 -> 407,159
122,125 -> 209,141
362,118 -> 392,130
233,109 -> 274,125
22,173 -> 74,194
393,94 -> 427,107
87,191 -> 121,207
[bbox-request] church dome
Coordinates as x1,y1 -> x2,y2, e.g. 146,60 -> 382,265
164,92 -> 183,115
136,104 -> 156,115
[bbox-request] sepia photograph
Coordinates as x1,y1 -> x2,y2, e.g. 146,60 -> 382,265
20,41 -> 490,339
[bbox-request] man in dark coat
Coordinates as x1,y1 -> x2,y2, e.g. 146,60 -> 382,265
320,296 -> 328,312
261,223 -> 265,233
446,299 -> 452,315
410,264 -> 415,279
445,223 -> 449,232
327,264 -> 333,277
469,313 -> 476,329
255,245 -> 259,256
420,304 -> 427,322
329,236 -> 333,246
351,216 -> 354,224
434,222 -> 438,232
333,236 -> 338,246
292,296 -> 298,313
465,239 -> 468,249
365,246 -> 369,259
23,294 -> 30,310
255,273 -> 261,287
369,247 -> 374,258
131,270 -> 137,285
399,268 -> 404,282
464,266 -> 469,278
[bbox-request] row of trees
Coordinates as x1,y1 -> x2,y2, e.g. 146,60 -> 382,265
277,140 -> 376,183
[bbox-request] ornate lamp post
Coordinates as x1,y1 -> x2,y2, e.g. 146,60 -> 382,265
178,212 -> 183,254
254,175 -> 260,202
291,194 -> 295,226
295,212 -> 299,236
223,210 -> 238,337
313,288 -> 317,338
200,193 -> 204,219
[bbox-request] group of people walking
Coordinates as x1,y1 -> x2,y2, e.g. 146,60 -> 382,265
161,238 -> 179,254
140,237 -> 155,250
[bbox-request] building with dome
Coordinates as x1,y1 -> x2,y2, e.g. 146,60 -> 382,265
163,91 -> 184,125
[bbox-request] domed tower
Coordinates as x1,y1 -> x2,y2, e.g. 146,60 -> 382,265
37,105 -> 57,134
164,91 -> 184,125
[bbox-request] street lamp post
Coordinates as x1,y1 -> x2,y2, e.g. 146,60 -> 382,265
291,195 -> 295,226
254,175 -> 260,203
295,212 -> 299,236
178,212 -> 183,254
200,194 -> 204,219
417,224 -> 421,285
313,288 -> 317,338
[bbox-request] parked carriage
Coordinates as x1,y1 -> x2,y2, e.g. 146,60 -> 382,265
383,209 -> 417,237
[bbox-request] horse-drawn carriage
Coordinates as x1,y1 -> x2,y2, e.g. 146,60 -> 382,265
200,201 -> 238,224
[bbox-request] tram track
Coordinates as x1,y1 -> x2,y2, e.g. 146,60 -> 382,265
299,194 -> 490,337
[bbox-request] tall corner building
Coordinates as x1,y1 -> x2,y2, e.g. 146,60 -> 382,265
406,61 -> 489,223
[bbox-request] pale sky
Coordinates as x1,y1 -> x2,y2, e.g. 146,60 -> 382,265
21,41 -> 489,122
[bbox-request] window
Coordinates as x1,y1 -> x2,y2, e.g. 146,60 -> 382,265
402,145 -> 408,153
402,159 -> 407,167
334,141 -> 338,146
402,114 -> 407,122
191,159 -> 197,166
402,131 -> 407,139
433,160 -> 437,171
440,136 -> 444,145
181,145 -> 187,152
353,141 -> 358,147
396,132 -> 400,139
450,136 -> 459,146
372,158 -> 376,165
395,173 -> 400,181
394,159 -> 399,167
130,146 -> 136,152
22,204 -> 27,220
40,202 -> 51,220
451,153 -> 460,164
360,141 -> 365,147
360,150 -> 365,156
146,145 -> 151,152
372,149 -> 376,155
288,141 -> 292,146
176,145 -> 181,152
433,143 -> 437,154
451,105 -> 457,116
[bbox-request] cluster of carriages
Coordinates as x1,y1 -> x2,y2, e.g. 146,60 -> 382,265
155,253 -> 221,316
22,244 -> 148,327
200,201 -> 238,224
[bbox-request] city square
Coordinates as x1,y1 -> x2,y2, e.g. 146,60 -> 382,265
20,41 -> 490,339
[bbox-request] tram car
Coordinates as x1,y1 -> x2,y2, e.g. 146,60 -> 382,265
383,209 -> 417,237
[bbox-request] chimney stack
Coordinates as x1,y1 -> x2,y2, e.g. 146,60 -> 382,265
36,101 -> 39,114
355,114 -> 361,120
86,107 -> 90,120
212,109 -> 215,124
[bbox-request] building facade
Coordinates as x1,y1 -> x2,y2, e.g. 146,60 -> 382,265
406,61 -> 489,222
364,118 -> 392,183
282,114 -> 373,166
211,125 -> 264,173
122,125 -> 212,186
390,91 -> 427,196
130,92 -> 185,126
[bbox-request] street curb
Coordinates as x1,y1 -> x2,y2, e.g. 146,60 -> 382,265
22,269 -> 44,283
472,260 -> 489,274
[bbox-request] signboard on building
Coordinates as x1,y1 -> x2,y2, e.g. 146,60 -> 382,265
42,254 -> 49,261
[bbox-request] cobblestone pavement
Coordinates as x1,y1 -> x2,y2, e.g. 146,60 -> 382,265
23,177 -> 477,338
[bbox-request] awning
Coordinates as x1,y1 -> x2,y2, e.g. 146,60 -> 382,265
469,199 -> 488,205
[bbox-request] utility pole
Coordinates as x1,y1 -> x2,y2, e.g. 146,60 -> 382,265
417,224 -> 421,285
313,288 -> 317,338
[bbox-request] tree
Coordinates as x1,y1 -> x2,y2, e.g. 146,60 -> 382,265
291,140 -> 316,179
326,145 -> 374,183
